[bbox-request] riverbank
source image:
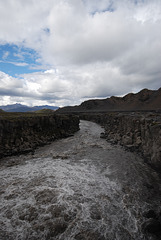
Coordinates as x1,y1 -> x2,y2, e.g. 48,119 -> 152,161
80,112 -> 161,173
0,112 -> 79,158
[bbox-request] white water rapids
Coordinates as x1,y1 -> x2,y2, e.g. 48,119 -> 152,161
0,120 -> 161,240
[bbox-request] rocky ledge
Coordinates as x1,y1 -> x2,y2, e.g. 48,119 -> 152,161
0,113 -> 79,158
80,112 -> 161,173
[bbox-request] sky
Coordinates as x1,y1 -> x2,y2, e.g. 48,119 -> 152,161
0,0 -> 161,107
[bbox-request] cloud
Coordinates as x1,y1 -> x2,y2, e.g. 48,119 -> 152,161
83,0 -> 114,13
43,0 -> 161,67
0,71 -> 22,89
2,51 -> 9,60
0,0 -> 161,106
0,60 -> 29,67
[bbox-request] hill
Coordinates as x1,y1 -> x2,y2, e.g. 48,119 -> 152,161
57,87 -> 161,113
0,103 -> 59,112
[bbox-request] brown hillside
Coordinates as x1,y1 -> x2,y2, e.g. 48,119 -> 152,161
57,87 -> 161,113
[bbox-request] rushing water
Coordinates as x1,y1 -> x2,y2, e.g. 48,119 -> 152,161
0,120 -> 161,240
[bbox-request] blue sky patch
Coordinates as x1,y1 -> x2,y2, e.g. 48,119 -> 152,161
0,44 -> 43,76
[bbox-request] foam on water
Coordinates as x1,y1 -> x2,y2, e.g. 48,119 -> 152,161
0,121 -> 160,240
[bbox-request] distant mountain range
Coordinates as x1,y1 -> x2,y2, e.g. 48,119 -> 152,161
0,103 -> 59,112
57,88 -> 161,113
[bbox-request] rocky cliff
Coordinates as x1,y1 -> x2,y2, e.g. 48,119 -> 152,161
80,112 -> 161,173
0,113 -> 79,158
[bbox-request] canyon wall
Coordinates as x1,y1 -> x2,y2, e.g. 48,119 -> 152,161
80,112 -> 161,172
0,114 -> 79,158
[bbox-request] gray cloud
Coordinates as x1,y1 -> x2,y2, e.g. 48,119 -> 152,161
0,0 -> 161,106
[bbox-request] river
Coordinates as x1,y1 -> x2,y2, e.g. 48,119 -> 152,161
0,120 -> 161,240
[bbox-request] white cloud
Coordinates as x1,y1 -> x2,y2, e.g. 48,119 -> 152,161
0,60 -> 29,67
0,0 -> 161,106
2,51 -> 9,60
0,71 -> 22,89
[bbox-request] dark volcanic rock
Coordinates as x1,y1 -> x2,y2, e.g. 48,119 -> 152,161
0,114 -> 79,158
143,210 -> 157,219
142,219 -> 161,234
80,112 -> 161,173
